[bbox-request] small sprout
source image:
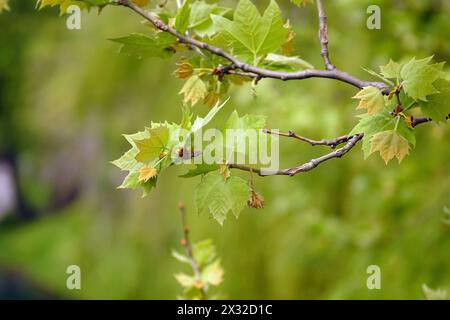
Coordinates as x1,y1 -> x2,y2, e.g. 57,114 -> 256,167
175,62 -> 194,79
204,92 -> 220,107
138,165 -> 157,183
248,191 -> 264,209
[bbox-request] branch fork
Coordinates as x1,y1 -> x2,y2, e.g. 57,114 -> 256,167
116,0 -> 443,177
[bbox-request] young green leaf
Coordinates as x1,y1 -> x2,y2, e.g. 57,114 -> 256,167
400,56 -> 444,101
190,98 -> 229,133
263,53 -> 314,71
211,0 -> 287,64
349,112 -> 395,158
188,0 -> 230,37
222,110 -> 267,161
224,110 -> 267,131
180,164 -> 220,178
192,239 -> 217,267
194,171 -> 250,225
175,0 -> 191,34
419,79 -> 450,123
111,33 -> 176,59
379,59 -> 402,80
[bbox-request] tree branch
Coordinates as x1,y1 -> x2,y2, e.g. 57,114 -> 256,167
263,129 -> 351,148
412,113 -> 450,127
115,1 -> 446,176
229,134 -> 363,177
117,0 -> 389,91
316,0 -> 334,70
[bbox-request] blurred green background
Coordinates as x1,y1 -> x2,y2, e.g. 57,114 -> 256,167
0,0 -> 449,299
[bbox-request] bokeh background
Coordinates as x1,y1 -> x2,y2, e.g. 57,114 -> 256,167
0,0 -> 449,299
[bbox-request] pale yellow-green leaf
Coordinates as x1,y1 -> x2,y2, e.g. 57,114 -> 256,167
352,86 -> 385,115
174,273 -> 195,288
171,250 -> 191,264
369,130 -> 410,164
134,126 -> 170,163
179,75 -> 207,106
201,260 -> 224,286
218,164 -> 230,180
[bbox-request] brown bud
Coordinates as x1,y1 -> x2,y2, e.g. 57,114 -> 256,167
248,191 -> 264,209
204,91 -> 220,107
180,239 -> 187,246
406,116 -> 414,129
178,201 -> 185,210
193,280 -> 204,289
175,62 -> 194,79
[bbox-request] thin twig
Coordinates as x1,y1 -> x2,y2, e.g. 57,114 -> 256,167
412,113 -> 450,127
229,134 -> 363,177
316,0 -> 334,70
178,202 -> 207,300
264,129 -> 350,148
117,0 -> 388,91
283,133 -> 363,175
115,0 -> 446,173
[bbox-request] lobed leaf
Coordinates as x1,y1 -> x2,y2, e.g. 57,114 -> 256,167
211,0 -> 288,64
194,171 -> 250,225
369,130 -> 410,164
400,56 -> 444,101
352,86 -> 385,115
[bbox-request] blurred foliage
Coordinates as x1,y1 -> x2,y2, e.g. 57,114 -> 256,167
0,0 -> 449,299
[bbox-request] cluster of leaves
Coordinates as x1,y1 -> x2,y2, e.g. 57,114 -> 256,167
111,0 -> 313,107
36,0 -> 449,219
173,239 -> 224,299
112,99 -> 266,225
351,56 -> 448,164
